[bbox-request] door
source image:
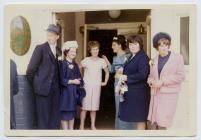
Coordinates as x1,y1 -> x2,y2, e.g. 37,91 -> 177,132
83,26 -> 118,129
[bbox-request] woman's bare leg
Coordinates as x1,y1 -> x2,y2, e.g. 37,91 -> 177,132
136,122 -> 146,130
90,111 -> 97,130
69,119 -> 75,130
61,120 -> 68,130
80,110 -> 87,130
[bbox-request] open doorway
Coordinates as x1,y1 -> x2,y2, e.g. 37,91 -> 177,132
55,9 -> 151,129
87,29 -> 117,129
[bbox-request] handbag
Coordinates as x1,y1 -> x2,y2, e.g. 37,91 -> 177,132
76,80 -> 86,107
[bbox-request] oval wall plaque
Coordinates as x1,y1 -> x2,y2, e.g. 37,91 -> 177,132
10,16 -> 31,56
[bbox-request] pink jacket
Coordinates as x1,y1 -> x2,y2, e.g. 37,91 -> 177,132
148,52 -> 185,94
147,52 -> 185,127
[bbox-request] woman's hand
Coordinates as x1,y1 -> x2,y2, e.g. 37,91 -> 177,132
147,78 -> 154,87
102,55 -> 107,60
78,63 -> 83,69
117,67 -> 123,74
152,80 -> 163,88
102,55 -> 110,65
71,79 -> 81,85
101,82 -> 107,86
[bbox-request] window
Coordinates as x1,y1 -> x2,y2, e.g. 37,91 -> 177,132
180,16 -> 189,65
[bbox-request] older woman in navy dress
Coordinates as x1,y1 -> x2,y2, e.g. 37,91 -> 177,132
59,41 -> 82,130
119,35 -> 150,129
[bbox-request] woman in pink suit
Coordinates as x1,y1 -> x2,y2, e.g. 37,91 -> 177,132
147,32 -> 185,129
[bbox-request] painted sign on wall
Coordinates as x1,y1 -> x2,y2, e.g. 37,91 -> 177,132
10,16 -> 31,56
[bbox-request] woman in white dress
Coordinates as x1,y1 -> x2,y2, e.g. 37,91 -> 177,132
79,41 -> 109,130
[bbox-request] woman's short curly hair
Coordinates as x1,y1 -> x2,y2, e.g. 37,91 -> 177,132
87,41 -> 100,52
112,35 -> 127,50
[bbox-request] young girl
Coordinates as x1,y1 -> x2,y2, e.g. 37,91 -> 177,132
59,41 -> 82,130
79,41 -> 109,130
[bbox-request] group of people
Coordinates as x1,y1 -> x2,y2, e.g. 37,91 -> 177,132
26,24 -> 185,130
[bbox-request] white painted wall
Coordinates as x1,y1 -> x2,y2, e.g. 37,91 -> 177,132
5,7 -> 53,75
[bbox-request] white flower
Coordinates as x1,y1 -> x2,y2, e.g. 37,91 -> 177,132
124,57 -> 128,63
58,56 -> 63,60
68,64 -> 74,69
120,84 -> 128,94
113,36 -> 118,40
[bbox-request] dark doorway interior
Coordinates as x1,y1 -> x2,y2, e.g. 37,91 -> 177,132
81,30 -> 117,129
88,30 -> 117,61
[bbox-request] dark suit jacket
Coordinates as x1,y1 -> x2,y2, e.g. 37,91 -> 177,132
26,42 -> 61,96
124,49 -> 150,88
119,49 -> 150,122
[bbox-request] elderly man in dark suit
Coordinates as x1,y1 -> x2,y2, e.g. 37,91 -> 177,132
26,24 -> 61,129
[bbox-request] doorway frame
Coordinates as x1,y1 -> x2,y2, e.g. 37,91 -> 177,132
83,22 -> 149,58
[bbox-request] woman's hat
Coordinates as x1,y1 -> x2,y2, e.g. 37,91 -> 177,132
153,32 -> 171,48
62,41 -> 78,51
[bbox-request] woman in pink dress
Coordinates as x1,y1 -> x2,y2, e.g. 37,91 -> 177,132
79,41 -> 109,130
147,32 -> 185,129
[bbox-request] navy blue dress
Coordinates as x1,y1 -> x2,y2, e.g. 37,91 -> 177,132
59,59 -> 81,121
119,49 -> 150,122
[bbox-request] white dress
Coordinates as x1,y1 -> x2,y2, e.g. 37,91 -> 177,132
81,57 -> 107,111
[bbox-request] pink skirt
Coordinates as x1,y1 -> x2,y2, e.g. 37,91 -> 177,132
148,92 -> 179,127
81,84 -> 101,111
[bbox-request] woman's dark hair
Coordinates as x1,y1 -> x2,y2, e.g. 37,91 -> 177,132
152,32 -> 171,49
63,49 -> 70,58
127,35 -> 143,49
112,35 -> 127,50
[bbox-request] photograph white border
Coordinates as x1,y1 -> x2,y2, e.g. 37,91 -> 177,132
2,2 -> 198,138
